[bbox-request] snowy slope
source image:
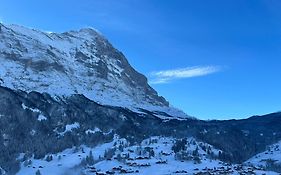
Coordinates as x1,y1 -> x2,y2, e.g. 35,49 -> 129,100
0,23 -> 188,119
246,140 -> 281,167
17,136 -> 278,175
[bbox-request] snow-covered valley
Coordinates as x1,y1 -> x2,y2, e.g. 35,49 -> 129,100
17,136 -> 280,175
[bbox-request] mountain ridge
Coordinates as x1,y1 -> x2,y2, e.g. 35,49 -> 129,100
0,23 -> 188,119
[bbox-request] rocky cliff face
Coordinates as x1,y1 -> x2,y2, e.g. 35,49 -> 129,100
0,23 -> 187,117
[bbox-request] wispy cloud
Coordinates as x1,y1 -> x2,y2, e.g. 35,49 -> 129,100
149,66 -> 222,84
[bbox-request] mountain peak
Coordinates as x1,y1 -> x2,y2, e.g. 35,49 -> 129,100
79,27 -> 102,35
64,27 -> 103,40
0,23 -> 188,119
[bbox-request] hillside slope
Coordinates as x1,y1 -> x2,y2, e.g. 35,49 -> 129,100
0,86 -> 280,174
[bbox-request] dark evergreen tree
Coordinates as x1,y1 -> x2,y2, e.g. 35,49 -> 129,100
35,170 -> 41,175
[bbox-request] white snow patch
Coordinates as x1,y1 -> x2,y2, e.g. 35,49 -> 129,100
37,114 -> 47,121
21,103 -> 41,113
30,130 -> 36,136
59,123 -> 80,136
85,127 -> 102,134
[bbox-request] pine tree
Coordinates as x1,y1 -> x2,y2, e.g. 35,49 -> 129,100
116,153 -> 122,162
46,155 -> 53,162
192,146 -> 199,157
35,170 -> 41,175
86,151 -> 94,165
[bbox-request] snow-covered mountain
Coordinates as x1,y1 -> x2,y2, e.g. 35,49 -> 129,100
1,23 -> 281,175
0,23 -> 186,118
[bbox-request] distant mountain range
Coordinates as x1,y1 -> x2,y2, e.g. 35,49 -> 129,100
0,23 -> 280,175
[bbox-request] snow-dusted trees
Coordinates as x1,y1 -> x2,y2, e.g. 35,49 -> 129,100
104,148 -> 116,160
80,150 -> 95,166
86,151 -> 94,165
45,155 -> 53,162
172,138 -> 187,153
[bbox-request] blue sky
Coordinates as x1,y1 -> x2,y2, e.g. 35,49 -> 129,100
1,0 -> 281,119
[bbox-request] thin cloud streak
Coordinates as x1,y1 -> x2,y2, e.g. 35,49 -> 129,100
150,66 -> 222,84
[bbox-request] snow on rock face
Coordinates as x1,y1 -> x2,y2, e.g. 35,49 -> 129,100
21,103 -> 40,113
22,102 -> 47,121
0,23 -> 188,119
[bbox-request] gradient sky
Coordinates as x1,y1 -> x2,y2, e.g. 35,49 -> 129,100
1,0 -> 281,120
